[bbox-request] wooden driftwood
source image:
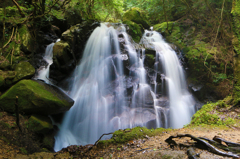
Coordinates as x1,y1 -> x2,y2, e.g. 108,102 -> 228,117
165,134 -> 240,159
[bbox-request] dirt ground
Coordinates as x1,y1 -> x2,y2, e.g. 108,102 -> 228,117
1,126 -> 240,159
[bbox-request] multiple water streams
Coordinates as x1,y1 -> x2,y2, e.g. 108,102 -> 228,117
35,23 -> 196,151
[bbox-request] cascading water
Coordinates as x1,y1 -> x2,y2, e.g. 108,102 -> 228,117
141,30 -> 196,128
53,23 -> 196,151
54,23 -> 126,151
34,39 -> 60,84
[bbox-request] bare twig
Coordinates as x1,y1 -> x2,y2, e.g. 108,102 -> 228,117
15,96 -> 22,132
11,0 -> 25,17
94,132 -> 114,146
2,27 -> 15,49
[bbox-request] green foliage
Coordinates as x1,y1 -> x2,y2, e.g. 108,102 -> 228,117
213,73 -> 227,84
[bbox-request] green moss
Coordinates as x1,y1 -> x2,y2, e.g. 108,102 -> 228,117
12,61 -> 35,83
123,20 -> 142,43
123,7 -> 150,29
188,96 -> 236,127
28,115 -> 53,134
98,127 -> 171,147
53,41 -> 71,66
0,80 -> 73,115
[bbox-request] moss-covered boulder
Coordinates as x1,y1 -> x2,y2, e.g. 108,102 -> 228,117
123,7 -> 150,29
53,41 -> 73,67
28,115 -> 53,134
124,20 -> 142,43
13,61 -> 35,83
123,8 -> 150,43
0,70 -> 16,90
19,25 -> 34,54
0,80 -> 74,115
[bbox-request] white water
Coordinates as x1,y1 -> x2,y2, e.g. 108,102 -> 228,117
34,39 -> 60,84
53,24 -> 196,151
141,30 -> 195,128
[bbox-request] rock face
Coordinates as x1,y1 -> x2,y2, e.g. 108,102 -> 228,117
50,20 -> 100,81
0,80 -> 74,115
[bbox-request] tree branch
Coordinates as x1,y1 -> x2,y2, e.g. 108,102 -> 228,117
11,0 -> 25,18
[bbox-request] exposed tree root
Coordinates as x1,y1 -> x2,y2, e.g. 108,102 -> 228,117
165,134 -> 240,158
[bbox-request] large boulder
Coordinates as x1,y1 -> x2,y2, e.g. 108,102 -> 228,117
0,80 -> 74,115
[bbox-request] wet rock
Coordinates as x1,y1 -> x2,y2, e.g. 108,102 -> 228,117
144,54 -> 155,69
0,79 -> 74,115
133,85 -> 154,108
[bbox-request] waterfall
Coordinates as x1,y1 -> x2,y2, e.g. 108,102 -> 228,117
54,23 -> 126,151
141,30 -> 195,128
34,39 -> 60,84
53,23 -> 196,151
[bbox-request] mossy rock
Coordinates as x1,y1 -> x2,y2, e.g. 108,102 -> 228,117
19,25 -> 34,54
0,79 -> 74,115
0,70 -> 16,90
124,20 -> 142,43
53,41 -> 73,67
28,115 -> 53,134
0,56 -> 11,70
123,7 -> 150,29
13,61 -> 35,83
